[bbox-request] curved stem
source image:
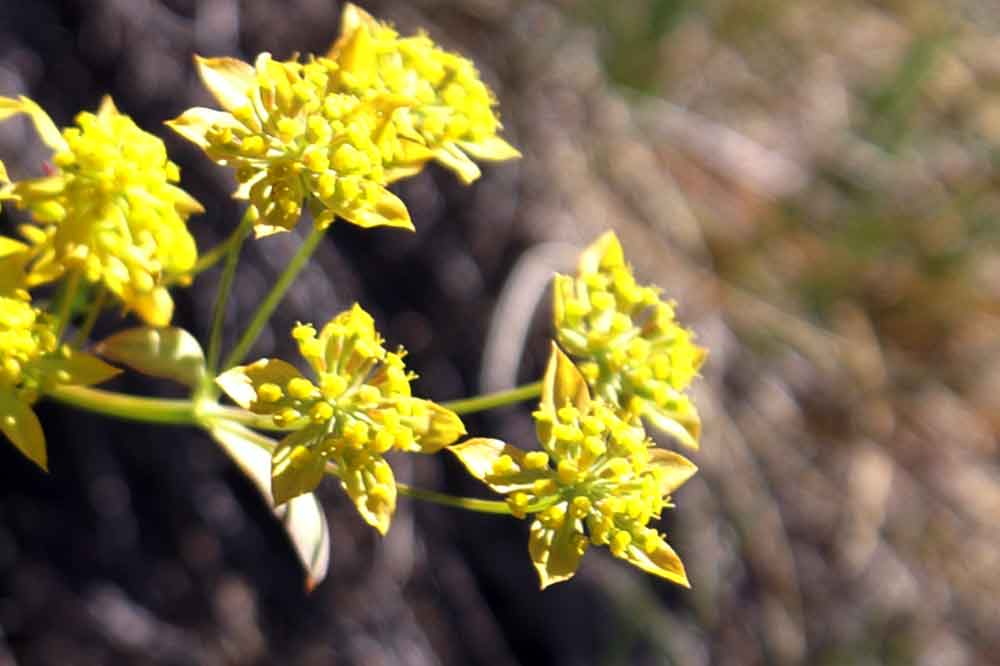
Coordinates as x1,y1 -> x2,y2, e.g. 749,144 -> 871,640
54,269 -> 82,342
188,218 -> 254,279
222,223 -> 325,371
206,208 -> 255,374
442,381 -> 542,415
44,384 -> 289,431
72,285 -> 107,348
46,384 -> 196,425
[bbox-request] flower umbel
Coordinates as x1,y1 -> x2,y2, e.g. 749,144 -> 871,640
216,304 -> 465,534
168,54 -> 415,237
168,3 -> 519,236
553,232 -> 706,449
0,96 -> 203,326
449,345 -> 696,588
328,4 -> 521,184
0,288 -> 120,470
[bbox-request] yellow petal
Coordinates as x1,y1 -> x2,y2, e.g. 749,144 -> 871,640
620,538 -> 690,588
327,3 -> 380,58
648,448 -> 698,495
42,350 -> 121,387
457,137 -> 522,162
340,188 -> 414,231
0,392 -> 47,471
407,401 -> 466,453
434,144 -> 481,185
272,429 -> 327,505
529,517 -> 585,589
578,231 -> 624,276
0,96 -> 67,152
541,343 -> 590,415
216,358 -> 305,410
336,454 -> 397,536
194,55 -> 257,114
644,398 -> 700,450
448,438 -> 547,493
130,286 -> 174,328
166,107 -> 243,149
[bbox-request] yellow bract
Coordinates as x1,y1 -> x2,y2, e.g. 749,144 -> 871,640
216,304 -> 465,534
449,345 -> 696,589
168,3 -> 519,237
553,231 -> 706,450
0,96 -> 202,327
0,289 -> 120,470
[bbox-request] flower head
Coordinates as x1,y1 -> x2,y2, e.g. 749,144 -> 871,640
168,3 -> 519,236
0,96 -> 203,326
169,54 -> 415,237
450,345 -> 696,588
328,4 -> 520,184
217,304 -> 465,533
0,288 -> 120,470
553,232 -> 706,449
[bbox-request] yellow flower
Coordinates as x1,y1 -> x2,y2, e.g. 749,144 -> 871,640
553,232 -> 706,449
0,288 -> 120,470
168,53 -> 415,237
450,345 -> 696,589
216,304 -> 465,534
0,96 -> 203,326
328,4 -> 521,184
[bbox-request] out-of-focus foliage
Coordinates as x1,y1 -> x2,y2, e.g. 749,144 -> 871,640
1,1 -> 998,665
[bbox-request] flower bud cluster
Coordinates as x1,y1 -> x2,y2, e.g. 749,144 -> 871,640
217,303 -> 465,533
449,345 -> 696,588
554,232 -> 705,449
0,96 -> 202,326
168,3 -> 518,237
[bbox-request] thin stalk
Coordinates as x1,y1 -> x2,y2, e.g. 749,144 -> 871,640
396,483 -> 514,514
442,381 -> 542,415
188,220 -> 253,279
44,384 -> 289,431
206,208 -> 255,374
72,285 -> 107,348
53,269 -> 82,342
222,223 -> 325,371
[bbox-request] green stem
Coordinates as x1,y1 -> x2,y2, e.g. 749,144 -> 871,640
46,384 -> 196,425
54,269 -> 82,342
44,384 -> 288,431
221,223 -> 325,371
442,381 -> 542,415
206,208 -> 255,374
71,285 -> 107,348
188,219 -> 254,279
395,483 -> 513,514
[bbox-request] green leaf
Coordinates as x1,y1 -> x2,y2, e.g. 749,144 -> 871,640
0,392 -> 47,471
97,327 -> 205,388
206,421 -> 330,590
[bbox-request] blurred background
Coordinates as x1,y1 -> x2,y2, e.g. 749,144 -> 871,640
1,0 -> 999,664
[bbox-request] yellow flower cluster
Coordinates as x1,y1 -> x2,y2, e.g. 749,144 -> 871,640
0,249 -> 120,469
553,232 -> 706,449
168,3 -> 518,238
0,96 -> 203,326
450,345 -> 696,588
217,304 -> 465,533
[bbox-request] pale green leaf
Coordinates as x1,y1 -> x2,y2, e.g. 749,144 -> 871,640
166,107 -> 242,149
215,358 -> 304,410
529,517 -> 584,589
434,144 -> 481,185
206,422 -> 330,590
0,96 -> 67,152
620,538 -> 690,588
97,327 -> 204,388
